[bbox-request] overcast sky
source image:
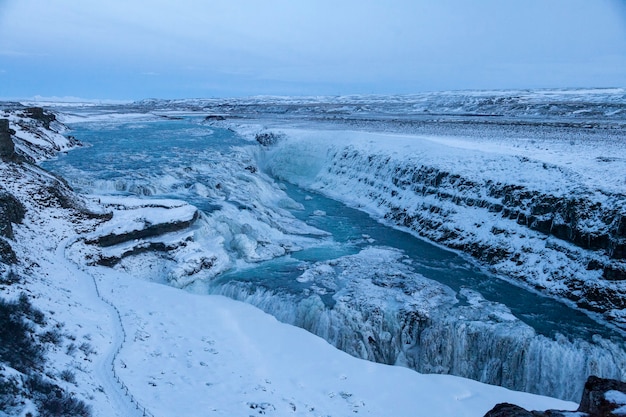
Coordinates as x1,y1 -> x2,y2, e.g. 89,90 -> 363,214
0,0 -> 625,100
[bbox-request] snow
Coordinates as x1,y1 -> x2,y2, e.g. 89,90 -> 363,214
104,88 -> 626,119
90,263 -> 577,417
0,164 -> 140,416
606,389 -> 626,415
263,127 -> 625,199
0,101 -> 582,417
54,111 -> 162,125
20,96 -> 132,107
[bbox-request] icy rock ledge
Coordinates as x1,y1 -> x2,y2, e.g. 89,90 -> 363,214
84,196 -> 199,248
485,376 -> 626,417
72,195 -> 230,287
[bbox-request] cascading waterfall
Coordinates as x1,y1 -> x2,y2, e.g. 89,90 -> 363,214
210,261 -> 626,402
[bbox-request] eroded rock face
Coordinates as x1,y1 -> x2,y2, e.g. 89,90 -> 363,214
77,197 -> 209,277
0,191 -> 26,239
578,376 -> 626,417
385,163 -> 626,262
321,150 -> 626,326
23,107 -> 56,130
0,119 -> 15,160
484,376 -> 626,417
88,210 -> 199,247
0,238 -> 17,264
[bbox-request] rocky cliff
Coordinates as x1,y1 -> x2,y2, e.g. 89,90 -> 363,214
0,118 -> 16,160
379,162 -> 626,318
4,106 -> 81,161
263,129 -> 626,330
0,105 -> 100,415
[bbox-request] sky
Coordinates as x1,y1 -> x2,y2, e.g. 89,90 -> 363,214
0,0 -> 625,100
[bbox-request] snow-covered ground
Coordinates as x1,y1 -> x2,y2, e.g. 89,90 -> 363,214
7,192 -> 576,417
86,264 -> 577,417
0,102 -> 586,415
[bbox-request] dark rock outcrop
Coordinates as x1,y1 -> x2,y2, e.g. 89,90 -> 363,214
23,107 -> 56,130
0,192 -> 26,239
255,132 -> 283,146
0,119 -> 16,160
578,376 -> 626,416
96,241 -> 181,266
484,376 -> 626,417
484,403 -> 536,417
484,403 -> 572,416
31,183 -> 76,210
0,237 -> 17,264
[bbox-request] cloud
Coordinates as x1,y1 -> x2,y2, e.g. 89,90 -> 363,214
0,0 -> 624,98
0,50 -> 49,59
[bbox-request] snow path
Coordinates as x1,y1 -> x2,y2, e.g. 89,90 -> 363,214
57,238 -> 149,417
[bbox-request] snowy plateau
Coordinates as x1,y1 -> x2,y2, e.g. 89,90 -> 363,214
1,89 -> 625,416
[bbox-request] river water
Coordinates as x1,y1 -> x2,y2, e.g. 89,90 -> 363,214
43,115 -> 626,401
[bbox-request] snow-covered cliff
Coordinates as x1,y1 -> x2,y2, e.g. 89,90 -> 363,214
259,127 -> 626,331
